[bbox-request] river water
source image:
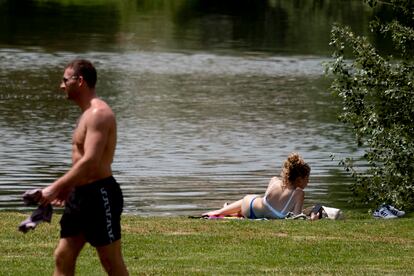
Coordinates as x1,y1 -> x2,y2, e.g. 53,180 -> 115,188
0,0 -> 381,215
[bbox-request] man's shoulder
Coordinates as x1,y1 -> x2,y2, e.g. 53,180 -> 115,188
90,99 -> 114,116
84,99 -> 115,127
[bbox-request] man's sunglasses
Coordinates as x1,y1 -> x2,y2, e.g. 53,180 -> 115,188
62,75 -> 79,84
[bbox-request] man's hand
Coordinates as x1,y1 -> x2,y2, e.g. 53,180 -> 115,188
40,185 -> 58,206
41,186 -> 72,207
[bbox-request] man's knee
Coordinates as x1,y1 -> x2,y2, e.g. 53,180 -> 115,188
53,237 -> 84,270
97,241 -> 128,275
99,254 -> 128,275
54,245 -> 75,267
98,254 -> 113,273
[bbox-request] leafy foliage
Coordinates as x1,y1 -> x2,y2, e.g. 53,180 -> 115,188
326,0 -> 414,210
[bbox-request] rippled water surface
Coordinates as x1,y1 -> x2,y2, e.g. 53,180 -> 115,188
0,0 -> 377,215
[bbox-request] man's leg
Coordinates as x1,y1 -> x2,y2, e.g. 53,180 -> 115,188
96,239 -> 129,276
53,235 -> 86,276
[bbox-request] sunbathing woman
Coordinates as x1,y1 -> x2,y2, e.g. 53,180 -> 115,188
202,153 -> 310,219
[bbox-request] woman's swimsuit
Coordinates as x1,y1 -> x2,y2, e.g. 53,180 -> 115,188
262,189 -> 296,219
248,196 -> 260,219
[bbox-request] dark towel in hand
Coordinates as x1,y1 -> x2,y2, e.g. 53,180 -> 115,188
18,188 -> 53,233
22,189 -> 42,206
18,204 -> 53,233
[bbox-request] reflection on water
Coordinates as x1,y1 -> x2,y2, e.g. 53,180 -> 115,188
0,50 -> 361,215
0,49 -> 325,75
0,0 -> 372,215
0,0 -> 384,55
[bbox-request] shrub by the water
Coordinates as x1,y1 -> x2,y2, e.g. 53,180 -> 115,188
326,0 -> 414,210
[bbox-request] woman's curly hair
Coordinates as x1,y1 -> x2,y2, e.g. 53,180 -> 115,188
281,152 -> 310,187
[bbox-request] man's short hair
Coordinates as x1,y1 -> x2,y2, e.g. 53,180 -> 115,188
67,59 -> 97,89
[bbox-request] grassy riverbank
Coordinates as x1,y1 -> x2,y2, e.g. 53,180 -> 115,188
1,211 -> 413,275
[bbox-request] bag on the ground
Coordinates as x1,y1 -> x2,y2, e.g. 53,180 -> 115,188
302,204 -> 344,220
321,206 -> 344,220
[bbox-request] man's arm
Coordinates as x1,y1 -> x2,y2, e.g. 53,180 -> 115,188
41,108 -> 111,205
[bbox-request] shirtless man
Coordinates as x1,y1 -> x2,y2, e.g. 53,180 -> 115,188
40,59 -> 129,276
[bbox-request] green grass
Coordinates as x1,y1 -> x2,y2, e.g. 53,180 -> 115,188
1,211 -> 413,275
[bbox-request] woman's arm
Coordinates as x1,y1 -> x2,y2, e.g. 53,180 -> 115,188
292,189 -> 305,214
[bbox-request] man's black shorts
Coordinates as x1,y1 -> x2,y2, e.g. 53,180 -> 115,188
60,176 -> 124,247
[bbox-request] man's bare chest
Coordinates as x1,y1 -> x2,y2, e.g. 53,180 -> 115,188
72,118 -> 87,150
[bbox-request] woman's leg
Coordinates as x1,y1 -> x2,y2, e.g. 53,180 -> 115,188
202,199 -> 243,217
240,195 -> 260,218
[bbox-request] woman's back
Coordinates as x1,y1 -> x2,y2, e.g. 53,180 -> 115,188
252,177 -> 304,219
